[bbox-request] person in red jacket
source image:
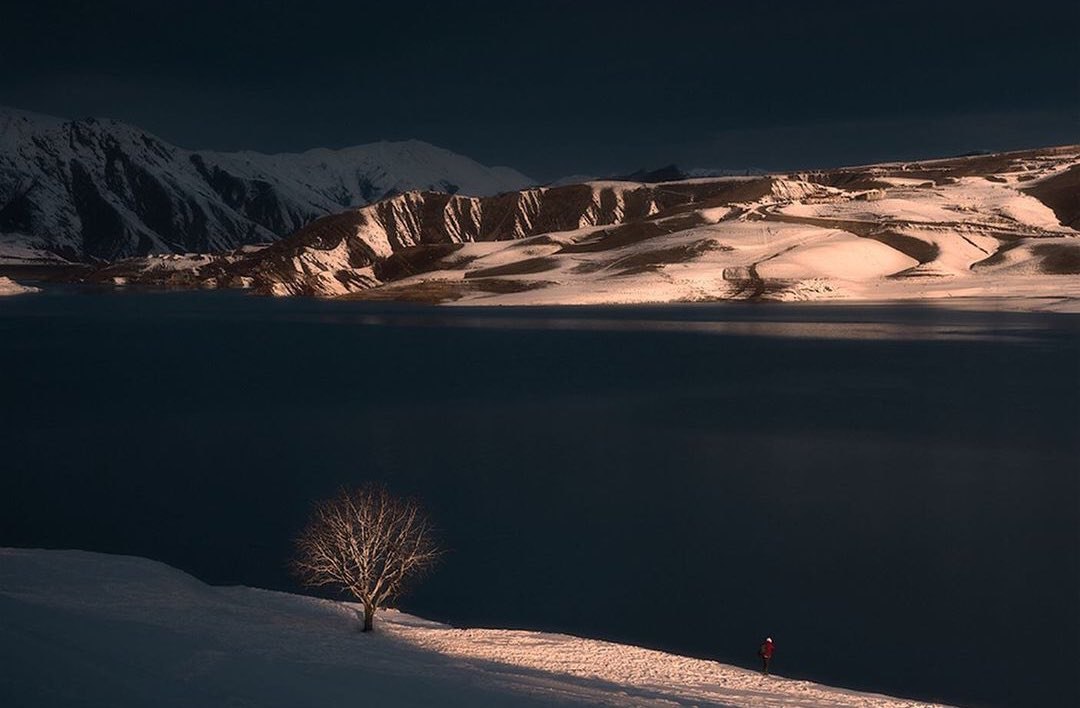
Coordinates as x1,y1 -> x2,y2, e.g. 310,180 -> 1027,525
758,637 -> 775,675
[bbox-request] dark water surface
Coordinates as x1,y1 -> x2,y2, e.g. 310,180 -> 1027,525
2,291 -> 1078,707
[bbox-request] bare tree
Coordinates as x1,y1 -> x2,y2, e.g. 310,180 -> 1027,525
292,485 -> 441,632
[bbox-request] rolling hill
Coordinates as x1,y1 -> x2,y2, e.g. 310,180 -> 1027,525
85,145 -> 1080,307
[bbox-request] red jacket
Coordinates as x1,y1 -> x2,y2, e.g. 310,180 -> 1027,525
760,640 -> 774,658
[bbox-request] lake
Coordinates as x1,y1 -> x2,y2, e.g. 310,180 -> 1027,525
1,290 -> 1077,707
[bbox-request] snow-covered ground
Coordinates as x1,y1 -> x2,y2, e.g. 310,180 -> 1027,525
0,549 -> 948,708
0,275 -> 38,296
359,174 -> 1080,309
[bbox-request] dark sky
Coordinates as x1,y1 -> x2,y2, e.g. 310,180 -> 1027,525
2,0 -> 1077,180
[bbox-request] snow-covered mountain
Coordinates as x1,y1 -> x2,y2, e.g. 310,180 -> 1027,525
0,548 -> 950,707
0,106 -> 533,261
88,145 -> 1080,308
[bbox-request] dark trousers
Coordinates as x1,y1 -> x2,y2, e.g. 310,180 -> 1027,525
761,655 -> 771,674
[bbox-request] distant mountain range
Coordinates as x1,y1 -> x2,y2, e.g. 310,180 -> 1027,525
2,106 -> 1076,308
78,145 -> 1080,307
0,107 -> 533,261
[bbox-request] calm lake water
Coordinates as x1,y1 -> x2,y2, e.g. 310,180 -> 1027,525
2,290 -> 1078,707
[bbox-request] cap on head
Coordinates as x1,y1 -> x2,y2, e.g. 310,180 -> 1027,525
766,637 -> 773,642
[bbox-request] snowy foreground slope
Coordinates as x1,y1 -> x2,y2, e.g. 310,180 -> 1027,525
0,549 -> 947,708
0,106 -> 532,261
86,145 -> 1080,309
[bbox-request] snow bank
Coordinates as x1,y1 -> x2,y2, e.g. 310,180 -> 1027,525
756,232 -> 919,280
0,276 -> 39,296
0,549 -> 948,708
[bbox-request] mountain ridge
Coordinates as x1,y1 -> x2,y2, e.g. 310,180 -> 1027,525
79,144 -> 1080,307
0,106 -> 533,261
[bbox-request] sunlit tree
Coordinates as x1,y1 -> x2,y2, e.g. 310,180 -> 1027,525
293,485 -> 441,632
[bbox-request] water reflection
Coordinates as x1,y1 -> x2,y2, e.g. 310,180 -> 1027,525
342,313 -> 1051,342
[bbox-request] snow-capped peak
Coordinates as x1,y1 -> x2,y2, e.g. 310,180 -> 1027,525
0,106 -> 534,261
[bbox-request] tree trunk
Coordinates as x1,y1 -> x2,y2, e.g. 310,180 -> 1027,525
362,602 -> 375,632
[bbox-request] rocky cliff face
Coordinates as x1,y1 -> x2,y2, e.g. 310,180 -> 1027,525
0,107 -> 532,261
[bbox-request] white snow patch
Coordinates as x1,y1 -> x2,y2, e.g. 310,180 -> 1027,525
0,275 -> 39,295
756,232 -> 919,280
